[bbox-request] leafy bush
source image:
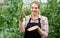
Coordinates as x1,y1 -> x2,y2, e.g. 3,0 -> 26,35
0,0 -> 59,38
0,0 -> 24,38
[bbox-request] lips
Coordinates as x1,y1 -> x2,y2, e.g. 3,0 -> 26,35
33,11 -> 37,13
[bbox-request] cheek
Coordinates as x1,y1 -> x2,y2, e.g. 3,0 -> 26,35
30,8 -> 32,11
30,8 -> 39,13
35,9 -> 39,12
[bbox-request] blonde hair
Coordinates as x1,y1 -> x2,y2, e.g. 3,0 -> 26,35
30,1 -> 40,9
30,1 -> 41,14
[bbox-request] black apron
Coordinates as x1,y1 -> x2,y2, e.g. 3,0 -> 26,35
24,18 -> 41,38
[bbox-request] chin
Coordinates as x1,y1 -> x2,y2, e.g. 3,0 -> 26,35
33,13 -> 37,15
33,12 -> 38,14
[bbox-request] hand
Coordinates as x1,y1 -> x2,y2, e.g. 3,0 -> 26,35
20,16 -> 23,22
20,9 -> 25,22
27,26 -> 39,31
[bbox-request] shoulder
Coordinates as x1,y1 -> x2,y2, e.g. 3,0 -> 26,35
25,15 -> 31,21
26,15 -> 31,18
40,15 -> 48,25
40,15 -> 48,20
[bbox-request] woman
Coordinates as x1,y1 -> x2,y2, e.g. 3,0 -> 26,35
19,1 -> 49,38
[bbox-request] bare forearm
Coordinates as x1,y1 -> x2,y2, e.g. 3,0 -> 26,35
27,26 -> 45,36
19,20 -> 23,32
37,27 -> 44,36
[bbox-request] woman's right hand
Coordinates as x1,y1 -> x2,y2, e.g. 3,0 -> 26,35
20,16 -> 23,22
20,9 -> 25,22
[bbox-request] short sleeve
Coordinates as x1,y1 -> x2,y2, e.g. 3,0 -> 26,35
41,17 -> 49,38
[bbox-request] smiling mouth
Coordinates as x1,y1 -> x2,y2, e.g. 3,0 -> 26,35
33,11 -> 37,13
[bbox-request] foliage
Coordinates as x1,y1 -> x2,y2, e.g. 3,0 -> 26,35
0,0 -> 23,38
41,0 -> 59,38
0,0 -> 59,38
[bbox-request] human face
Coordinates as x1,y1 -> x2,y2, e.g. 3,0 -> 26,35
30,3 -> 40,15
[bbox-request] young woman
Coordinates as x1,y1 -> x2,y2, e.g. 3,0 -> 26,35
19,1 -> 49,38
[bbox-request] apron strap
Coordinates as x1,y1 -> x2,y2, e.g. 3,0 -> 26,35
29,18 -> 31,23
38,18 -> 41,28
28,18 -> 41,28
38,18 -> 40,23
29,18 -> 40,23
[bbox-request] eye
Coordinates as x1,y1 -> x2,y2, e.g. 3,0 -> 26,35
35,7 -> 38,9
31,7 -> 33,9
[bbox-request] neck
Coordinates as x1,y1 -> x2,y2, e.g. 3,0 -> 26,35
31,13 -> 39,20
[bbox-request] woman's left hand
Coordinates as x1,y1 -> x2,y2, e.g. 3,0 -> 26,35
27,26 -> 39,31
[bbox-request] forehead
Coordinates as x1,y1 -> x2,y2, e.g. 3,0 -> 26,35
30,3 -> 38,7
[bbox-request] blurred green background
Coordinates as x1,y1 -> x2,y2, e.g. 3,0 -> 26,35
0,0 -> 60,38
